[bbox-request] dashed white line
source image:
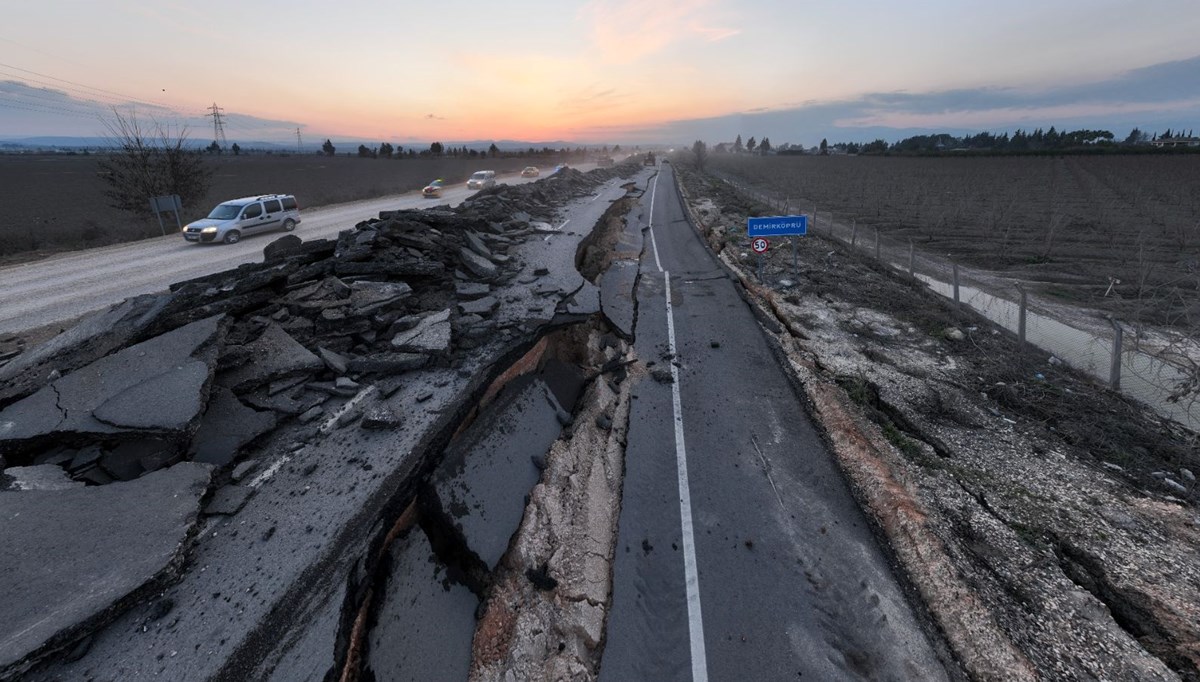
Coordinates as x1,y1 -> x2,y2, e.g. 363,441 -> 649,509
247,454 -> 291,489
319,385 -> 378,435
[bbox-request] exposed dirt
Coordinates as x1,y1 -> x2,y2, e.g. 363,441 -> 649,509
676,161 -> 1200,681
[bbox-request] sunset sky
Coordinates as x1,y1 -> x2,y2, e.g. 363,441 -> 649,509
2,0 -> 1199,145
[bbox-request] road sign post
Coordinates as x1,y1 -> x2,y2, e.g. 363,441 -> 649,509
149,194 -> 183,237
748,215 -> 807,280
751,237 -> 769,282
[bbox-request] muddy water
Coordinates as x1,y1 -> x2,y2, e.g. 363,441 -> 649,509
912,274 -> 1198,430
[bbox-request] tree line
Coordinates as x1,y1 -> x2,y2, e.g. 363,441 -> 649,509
823,126 -> 1197,156
692,126 -> 1197,160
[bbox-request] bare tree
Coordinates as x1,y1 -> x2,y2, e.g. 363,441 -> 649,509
97,109 -> 212,216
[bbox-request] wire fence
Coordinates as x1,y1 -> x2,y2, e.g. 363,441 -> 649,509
713,171 -> 1200,432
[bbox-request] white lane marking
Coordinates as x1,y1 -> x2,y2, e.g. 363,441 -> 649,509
319,385 -> 378,435
247,454 -> 291,489
664,269 -> 709,682
648,173 -> 663,272
558,219 -> 571,230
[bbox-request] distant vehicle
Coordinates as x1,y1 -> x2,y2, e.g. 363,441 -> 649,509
553,164 -> 569,174
598,156 -> 614,167
643,152 -> 656,166
422,179 -> 445,198
182,194 -> 300,244
520,166 -> 540,178
466,170 -> 496,190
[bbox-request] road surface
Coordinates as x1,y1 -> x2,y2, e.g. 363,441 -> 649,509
600,163 -> 953,680
0,167 -> 589,337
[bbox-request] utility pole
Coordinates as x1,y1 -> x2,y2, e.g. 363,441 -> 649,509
295,127 -> 303,153
207,103 -> 227,149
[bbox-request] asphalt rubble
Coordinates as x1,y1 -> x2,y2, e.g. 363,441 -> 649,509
676,163 -> 1200,682
0,162 -> 643,681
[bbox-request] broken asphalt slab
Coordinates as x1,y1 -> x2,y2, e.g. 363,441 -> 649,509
0,294 -> 174,405
599,260 -> 638,340
217,322 -> 323,393
15,167 -> 646,681
365,525 -> 478,682
0,462 -> 212,679
0,315 -> 225,454
1,464 -> 84,491
390,309 -> 452,355
188,387 -> 277,467
428,374 -> 569,571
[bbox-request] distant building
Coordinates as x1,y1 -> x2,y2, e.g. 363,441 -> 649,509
1150,136 -> 1200,148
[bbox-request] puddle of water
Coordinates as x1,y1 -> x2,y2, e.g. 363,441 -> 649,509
912,273 -> 1197,430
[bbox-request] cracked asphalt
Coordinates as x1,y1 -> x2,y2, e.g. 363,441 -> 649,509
601,163 -> 953,681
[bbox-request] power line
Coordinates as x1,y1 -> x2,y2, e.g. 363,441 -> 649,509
0,95 -> 105,121
0,60 -> 185,112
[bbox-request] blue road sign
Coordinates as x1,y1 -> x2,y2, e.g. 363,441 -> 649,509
748,215 -> 807,237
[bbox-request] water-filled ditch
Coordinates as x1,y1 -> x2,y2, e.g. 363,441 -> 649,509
911,273 -> 1198,430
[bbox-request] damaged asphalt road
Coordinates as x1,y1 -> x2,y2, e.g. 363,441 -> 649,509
3,158 -> 961,682
0,164 -> 642,681
601,164 -> 955,680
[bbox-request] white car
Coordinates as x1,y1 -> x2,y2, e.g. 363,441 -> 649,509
466,170 -> 496,190
182,194 -> 300,244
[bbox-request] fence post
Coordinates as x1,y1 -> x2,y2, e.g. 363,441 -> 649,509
1109,317 -> 1123,390
1017,284 -> 1027,346
875,228 -> 881,260
908,240 -> 915,276
851,220 -> 858,247
952,262 -> 960,308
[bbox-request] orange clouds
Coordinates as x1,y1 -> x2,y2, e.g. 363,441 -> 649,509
578,0 -> 740,63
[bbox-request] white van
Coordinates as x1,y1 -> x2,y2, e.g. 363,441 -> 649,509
466,170 -> 496,190
182,194 -> 301,244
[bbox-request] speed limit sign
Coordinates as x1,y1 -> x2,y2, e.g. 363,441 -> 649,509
751,237 -> 769,254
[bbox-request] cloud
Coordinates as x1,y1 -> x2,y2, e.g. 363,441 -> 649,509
425,113 -> 445,120
637,54 -> 1200,145
687,21 -> 739,43
557,85 -> 629,115
579,0 -> 739,63
0,79 -> 305,141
